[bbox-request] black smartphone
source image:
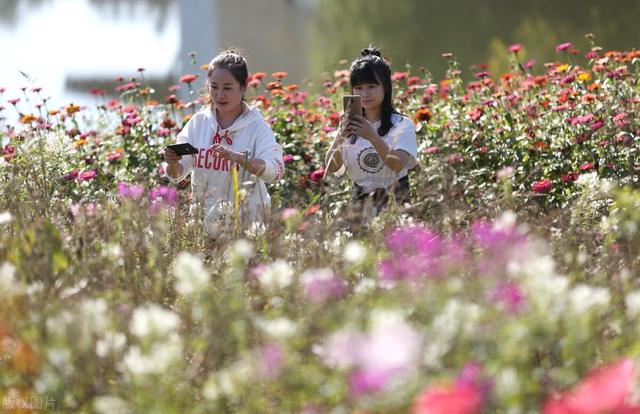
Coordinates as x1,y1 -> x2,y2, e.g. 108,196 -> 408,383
166,143 -> 198,156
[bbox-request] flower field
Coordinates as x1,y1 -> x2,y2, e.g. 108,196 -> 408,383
2,37 -> 640,413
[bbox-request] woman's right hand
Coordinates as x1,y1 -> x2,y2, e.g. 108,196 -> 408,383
164,148 -> 182,165
337,113 -> 350,138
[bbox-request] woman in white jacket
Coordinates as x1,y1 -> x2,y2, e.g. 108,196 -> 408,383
164,50 -> 284,237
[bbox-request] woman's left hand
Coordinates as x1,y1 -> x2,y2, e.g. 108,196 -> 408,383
211,143 -> 241,163
346,114 -> 378,141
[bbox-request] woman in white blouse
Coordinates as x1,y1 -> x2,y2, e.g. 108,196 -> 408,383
325,47 -> 418,218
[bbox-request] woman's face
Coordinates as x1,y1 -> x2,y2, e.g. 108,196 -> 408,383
352,82 -> 385,113
208,68 -> 246,115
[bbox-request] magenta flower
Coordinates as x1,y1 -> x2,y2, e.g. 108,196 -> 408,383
490,282 -> 526,313
348,369 -> 391,397
149,186 -> 178,208
117,182 -> 144,199
556,42 -> 573,53
531,179 -> 552,193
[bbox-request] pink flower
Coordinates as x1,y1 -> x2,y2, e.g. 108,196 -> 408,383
78,170 -> 97,181
543,358 -> 639,414
8,98 -> 20,105
532,179 -> 553,193
508,43 -> 523,54
556,42 -> 573,53
591,120 -> 604,130
149,186 -> 177,207
579,162 -> 595,171
413,382 -> 484,414
301,268 -> 345,305
257,343 -> 284,380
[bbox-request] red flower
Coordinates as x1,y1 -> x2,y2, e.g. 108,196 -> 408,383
413,382 -> 484,414
561,172 -> 579,183
543,358 -> 638,414
532,179 -> 552,193
179,74 -> 198,84
89,88 -> 106,96
407,76 -> 421,86
78,170 -> 97,181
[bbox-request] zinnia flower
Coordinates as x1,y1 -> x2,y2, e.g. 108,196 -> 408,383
508,44 -> 523,54
271,72 -> 288,79
179,74 -> 198,84
543,358 -> 639,414
556,42 -> 573,53
531,179 -> 552,193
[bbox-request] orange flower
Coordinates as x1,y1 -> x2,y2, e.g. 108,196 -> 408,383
182,114 -> 192,123
65,103 -> 81,114
285,84 -> 299,91
200,63 -> 209,70
180,74 -> 198,84
271,89 -> 285,97
588,83 -> 601,91
74,139 -> 88,148
252,72 -> 267,81
271,71 -> 288,79
145,100 -> 159,107
414,108 -> 433,123
48,109 -> 60,116
20,114 -> 37,124
267,81 -> 281,90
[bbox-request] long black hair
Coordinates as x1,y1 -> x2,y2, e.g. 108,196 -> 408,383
349,47 -> 398,137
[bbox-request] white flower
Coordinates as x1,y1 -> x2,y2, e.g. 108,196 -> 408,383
493,210 -> 517,231
255,317 -> 297,339
625,291 -> 640,318
130,303 -> 180,339
227,239 -> 254,262
123,333 -> 183,375
79,298 -> 109,334
569,284 -> 610,315
344,241 -> 367,264
257,260 -> 293,291
96,331 -> 127,357
317,326 -> 363,369
353,277 -> 377,295
0,211 -> 12,225
173,252 -> 209,296
94,396 -> 132,414
60,278 -> 88,299
495,367 -> 520,398
0,262 -> 22,297
576,171 -> 599,188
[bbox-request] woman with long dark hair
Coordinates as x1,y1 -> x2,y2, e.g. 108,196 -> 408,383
325,47 -> 418,218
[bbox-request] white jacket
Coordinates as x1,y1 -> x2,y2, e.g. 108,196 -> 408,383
167,104 -> 284,235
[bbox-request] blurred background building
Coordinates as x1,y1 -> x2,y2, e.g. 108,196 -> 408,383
1,0 -> 639,111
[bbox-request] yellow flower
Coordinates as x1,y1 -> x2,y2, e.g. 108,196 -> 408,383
556,64 -> 570,73
577,72 -> 591,82
74,139 -> 88,148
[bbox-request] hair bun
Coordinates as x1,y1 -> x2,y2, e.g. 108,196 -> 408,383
361,47 -> 381,58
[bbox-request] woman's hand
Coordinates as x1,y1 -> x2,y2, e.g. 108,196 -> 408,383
337,113 -> 350,138
345,114 -> 378,141
211,143 -> 242,163
163,148 -> 182,165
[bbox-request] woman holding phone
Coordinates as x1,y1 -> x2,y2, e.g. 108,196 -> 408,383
325,47 -> 418,218
164,50 -> 284,238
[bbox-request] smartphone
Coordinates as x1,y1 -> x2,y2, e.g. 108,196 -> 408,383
343,95 -> 362,144
343,95 -> 362,118
166,142 -> 198,156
